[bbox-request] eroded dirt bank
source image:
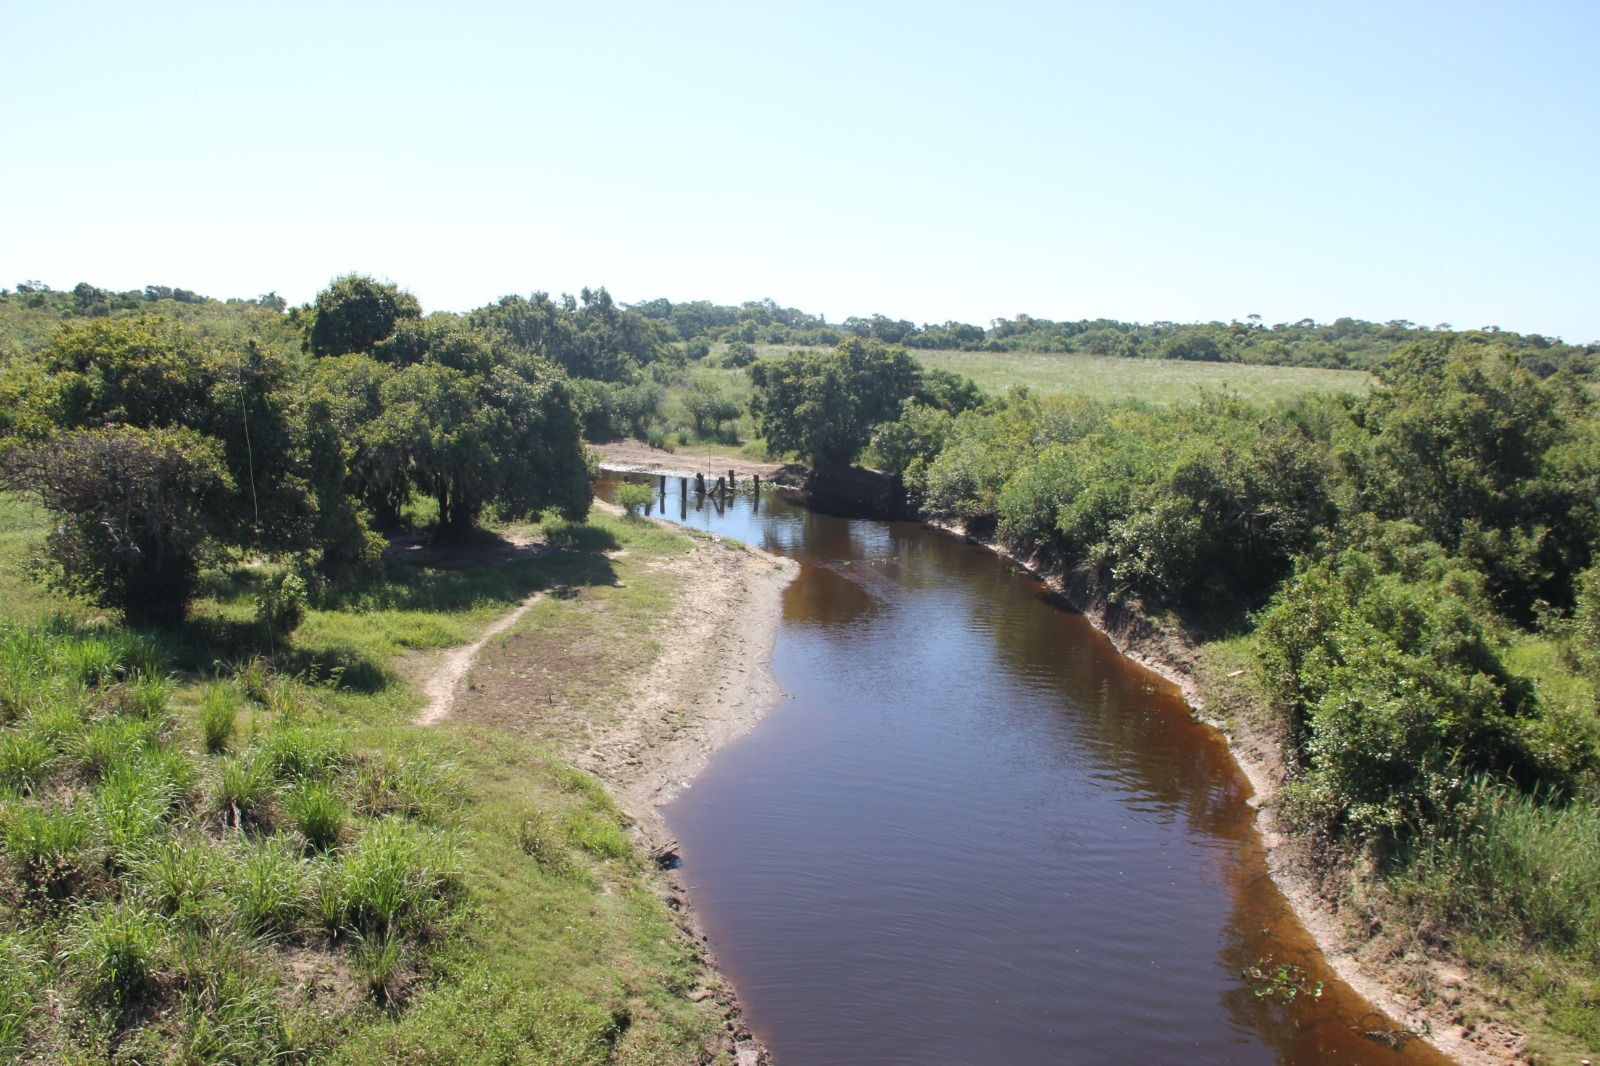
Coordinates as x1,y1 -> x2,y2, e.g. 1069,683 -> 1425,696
929,516 -> 1528,1066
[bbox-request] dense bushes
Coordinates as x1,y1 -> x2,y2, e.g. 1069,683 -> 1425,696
0,279 -> 595,625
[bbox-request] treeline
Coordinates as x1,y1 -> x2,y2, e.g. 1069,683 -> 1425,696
0,276 -> 595,628
9,280 -> 1594,378
793,336 -> 1599,1050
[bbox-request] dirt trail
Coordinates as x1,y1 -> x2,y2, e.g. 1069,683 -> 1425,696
414,593 -> 543,726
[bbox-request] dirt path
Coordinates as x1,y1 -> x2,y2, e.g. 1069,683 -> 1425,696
414,592 -> 543,726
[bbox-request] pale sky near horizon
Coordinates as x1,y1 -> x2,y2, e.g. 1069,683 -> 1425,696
4,1 -> 1598,341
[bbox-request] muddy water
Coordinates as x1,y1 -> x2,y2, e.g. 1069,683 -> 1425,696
603,475 -> 1451,1066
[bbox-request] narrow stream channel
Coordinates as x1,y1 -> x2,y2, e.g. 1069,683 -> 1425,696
601,473 -> 1452,1066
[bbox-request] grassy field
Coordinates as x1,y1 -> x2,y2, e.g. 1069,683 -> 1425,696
908,347 -> 1372,404
0,495 -> 734,1065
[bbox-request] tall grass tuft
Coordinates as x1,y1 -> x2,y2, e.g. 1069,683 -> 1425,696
261,725 -> 347,784
229,837 -> 307,938
75,716 -> 162,782
332,820 -> 459,937
285,782 -> 345,852
136,838 -> 226,929
200,685 -> 239,755
117,673 -> 172,719
212,753 -> 277,830
352,933 -> 406,1006
0,933 -> 38,1058
1399,780 -> 1600,962
0,731 -> 54,795
67,904 -> 167,1015
95,759 -> 179,864
352,752 -> 462,825
3,802 -> 94,897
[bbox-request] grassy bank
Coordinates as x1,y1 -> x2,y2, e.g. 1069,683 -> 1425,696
0,495 -> 734,1064
909,346 -> 1371,405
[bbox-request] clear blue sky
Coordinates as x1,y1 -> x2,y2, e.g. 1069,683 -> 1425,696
5,1 -> 1598,341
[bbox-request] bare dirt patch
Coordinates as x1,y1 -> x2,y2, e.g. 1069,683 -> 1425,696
592,438 -> 790,481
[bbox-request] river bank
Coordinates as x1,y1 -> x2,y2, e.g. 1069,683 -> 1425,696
416,488 -> 795,1066
924,519 -> 1530,1066
592,439 -> 1529,1065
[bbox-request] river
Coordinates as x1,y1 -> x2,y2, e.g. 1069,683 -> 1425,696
601,472 -> 1451,1066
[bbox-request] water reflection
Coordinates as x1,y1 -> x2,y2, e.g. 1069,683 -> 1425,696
599,472 -> 1451,1065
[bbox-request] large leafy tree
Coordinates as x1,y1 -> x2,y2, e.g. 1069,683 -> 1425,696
748,338 -> 923,470
367,324 -> 592,540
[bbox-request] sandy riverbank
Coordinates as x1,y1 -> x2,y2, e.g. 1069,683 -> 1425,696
410,491 -> 795,1066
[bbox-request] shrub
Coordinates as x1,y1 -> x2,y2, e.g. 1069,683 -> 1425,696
614,482 -> 654,517
254,572 -> 308,639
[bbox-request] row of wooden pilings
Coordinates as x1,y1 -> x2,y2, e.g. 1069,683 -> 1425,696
657,469 -> 762,499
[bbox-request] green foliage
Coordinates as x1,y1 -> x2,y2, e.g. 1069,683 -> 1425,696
2,425 -> 233,626
1350,340 -> 1596,613
614,482 -> 654,517
749,337 -> 924,469
201,684 -> 239,753
1255,542 -> 1544,836
308,274 -> 422,357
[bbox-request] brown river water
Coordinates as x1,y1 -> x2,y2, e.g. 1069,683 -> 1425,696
601,473 -> 1454,1066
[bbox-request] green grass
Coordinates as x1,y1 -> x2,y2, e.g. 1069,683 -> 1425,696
0,506 -> 733,1063
910,346 -> 1371,404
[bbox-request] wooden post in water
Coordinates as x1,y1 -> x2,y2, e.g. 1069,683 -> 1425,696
752,473 -> 760,496
728,469 -> 736,494
659,475 -> 666,497
679,476 -> 687,500
695,472 -> 706,495
712,476 -> 725,496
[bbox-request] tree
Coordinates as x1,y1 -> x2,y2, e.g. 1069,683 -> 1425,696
307,275 -> 421,357
1,426 -> 232,627
373,340 -> 592,541
748,338 -> 922,470
1352,340 -> 1595,612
